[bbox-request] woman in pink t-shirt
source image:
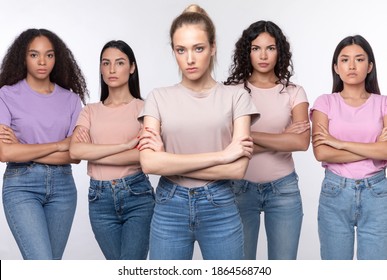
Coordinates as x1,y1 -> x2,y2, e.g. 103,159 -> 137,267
311,35 -> 387,259
138,4 -> 259,260
224,21 -> 310,259
69,40 -> 155,259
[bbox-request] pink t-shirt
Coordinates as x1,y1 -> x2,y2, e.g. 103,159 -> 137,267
244,83 -> 308,182
139,82 -> 260,187
76,99 -> 143,180
310,92 -> 387,179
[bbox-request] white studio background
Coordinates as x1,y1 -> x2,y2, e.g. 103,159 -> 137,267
1,0 -> 386,260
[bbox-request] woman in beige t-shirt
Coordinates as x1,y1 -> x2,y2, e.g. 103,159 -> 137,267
225,21 -> 310,259
70,40 -> 154,259
138,5 -> 259,260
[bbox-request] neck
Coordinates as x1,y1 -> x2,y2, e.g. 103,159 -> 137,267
26,76 -> 54,94
340,84 -> 369,99
248,72 -> 278,89
181,73 -> 216,93
103,87 -> 134,106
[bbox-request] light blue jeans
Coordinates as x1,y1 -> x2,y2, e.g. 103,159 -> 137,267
2,162 -> 77,260
232,171 -> 303,260
88,172 -> 155,260
150,176 -> 244,260
318,169 -> 387,260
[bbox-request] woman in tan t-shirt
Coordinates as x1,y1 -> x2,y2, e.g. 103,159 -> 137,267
138,5 -> 259,260
70,40 -> 154,259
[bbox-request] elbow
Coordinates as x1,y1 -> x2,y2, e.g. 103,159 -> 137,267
313,149 -> 325,162
299,141 -> 310,152
69,147 -> 82,160
229,158 -> 248,180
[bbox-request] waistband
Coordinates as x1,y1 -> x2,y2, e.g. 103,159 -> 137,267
325,169 -> 386,186
90,171 -> 146,188
7,161 -> 71,168
159,176 -> 230,197
245,171 -> 298,188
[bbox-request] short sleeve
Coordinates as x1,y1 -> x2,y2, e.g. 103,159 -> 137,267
75,103 -> 91,130
138,90 -> 161,123
289,85 -> 308,109
233,88 -> 260,125
310,94 -> 330,119
67,97 -> 83,136
0,95 -> 11,126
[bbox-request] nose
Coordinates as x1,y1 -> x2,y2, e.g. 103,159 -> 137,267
38,56 -> 46,65
349,59 -> 356,70
109,63 -> 116,73
260,50 -> 267,60
187,50 -> 195,65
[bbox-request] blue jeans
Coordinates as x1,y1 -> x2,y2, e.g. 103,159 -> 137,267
88,172 -> 155,260
318,169 -> 387,260
232,171 -> 303,260
150,177 -> 244,260
2,162 -> 77,260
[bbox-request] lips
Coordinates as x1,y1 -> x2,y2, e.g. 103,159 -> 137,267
186,67 -> 198,73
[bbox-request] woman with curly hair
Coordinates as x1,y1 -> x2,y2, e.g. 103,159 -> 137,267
225,20 -> 310,259
0,28 -> 88,259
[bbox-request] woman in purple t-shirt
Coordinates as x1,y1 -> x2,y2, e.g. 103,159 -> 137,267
311,35 -> 387,259
0,28 -> 88,259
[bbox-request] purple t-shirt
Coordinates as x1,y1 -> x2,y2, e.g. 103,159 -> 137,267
0,79 -> 82,144
310,92 -> 387,179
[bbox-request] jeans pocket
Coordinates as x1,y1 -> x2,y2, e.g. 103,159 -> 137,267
128,179 -> 154,196
4,166 -> 31,178
320,179 -> 341,197
230,180 -> 246,196
274,181 -> 300,196
209,187 -> 236,207
370,179 -> 387,198
155,185 -> 173,204
88,187 -> 100,202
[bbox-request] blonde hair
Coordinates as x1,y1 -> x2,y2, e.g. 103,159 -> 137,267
170,4 -> 216,70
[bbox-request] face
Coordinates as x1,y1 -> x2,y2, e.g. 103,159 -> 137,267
25,36 -> 55,82
100,47 -> 135,89
334,44 -> 373,86
249,32 -> 278,75
172,24 -> 216,82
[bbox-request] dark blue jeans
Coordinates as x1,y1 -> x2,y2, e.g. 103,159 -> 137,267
88,172 -> 155,260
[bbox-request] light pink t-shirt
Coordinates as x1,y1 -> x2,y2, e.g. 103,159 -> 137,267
311,92 -> 387,179
76,99 -> 143,180
243,83 -> 308,182
139,82 -> 260,187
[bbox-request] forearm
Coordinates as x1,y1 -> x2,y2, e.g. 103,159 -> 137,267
253,144 -> 269,154
313,145 -> 365,163
252,131 -> 310,152
140,149 -> 225,176
0,142 -> 59,163
340,141 -> 387,160
69,142 -> 131,161
182,157 -> 249,180
90,149 -> 140,165
34,151 -> 80,165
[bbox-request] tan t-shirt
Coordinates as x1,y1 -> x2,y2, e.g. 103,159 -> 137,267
244,82 -> 308,183
140,82 -> 260,187
76,99 -> 143,180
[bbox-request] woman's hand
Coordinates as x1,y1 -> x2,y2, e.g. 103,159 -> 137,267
0,125 -> 19,144
312,123 -> 344,150
221,135 -> 253,163
378,127 -> 387,142
138,127 -> 164,152
75,126 -> 91,143
284,120 -> 310,134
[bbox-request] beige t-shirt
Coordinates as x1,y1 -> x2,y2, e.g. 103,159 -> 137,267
76,99 -> 143,180
140,82 -> 260,187
244,82 -> 308,183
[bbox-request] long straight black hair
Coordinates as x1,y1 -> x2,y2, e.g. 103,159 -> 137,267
99,40 -> 142,102
331,35 -> 380,94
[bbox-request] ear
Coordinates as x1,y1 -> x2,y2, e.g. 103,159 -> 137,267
334,64 -> 339,75
368,61 -> 373,74
130,62 -> 136,74
211,41 -> 216,56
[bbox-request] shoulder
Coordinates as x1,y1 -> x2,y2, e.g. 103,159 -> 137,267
0,80 -> 24,97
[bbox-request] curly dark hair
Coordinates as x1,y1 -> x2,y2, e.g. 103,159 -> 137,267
224,21 -> 293,93
0,28 -> 88,104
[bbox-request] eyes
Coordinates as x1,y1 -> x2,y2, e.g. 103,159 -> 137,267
251,45 -> 276,52
28,51 -> 55,59
175,46 -> 205,55
339,57 -> 366,63
101,59 -> 127,67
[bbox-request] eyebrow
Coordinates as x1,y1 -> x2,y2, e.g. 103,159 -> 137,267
339,54 -> 366,58
27,49 -> 55,53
